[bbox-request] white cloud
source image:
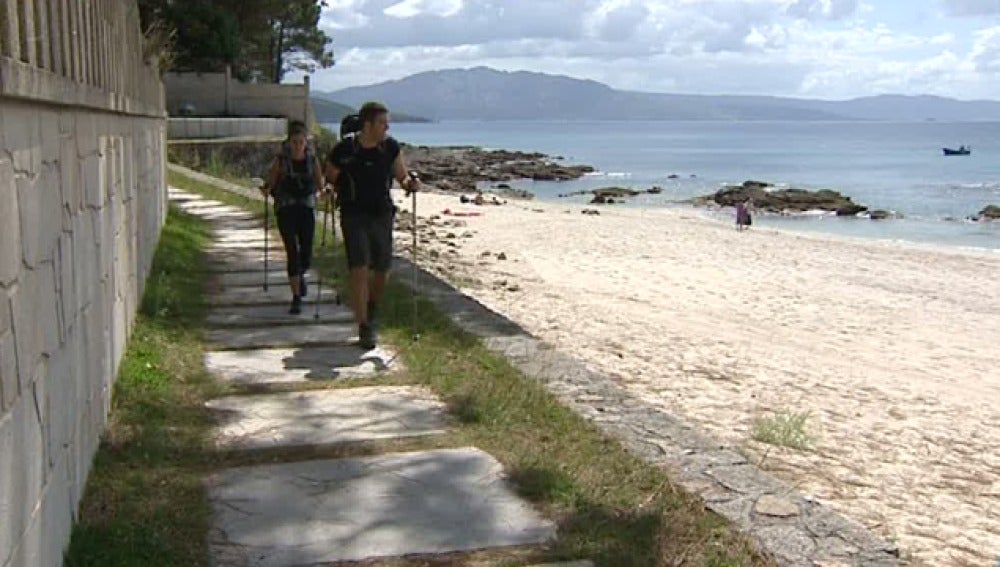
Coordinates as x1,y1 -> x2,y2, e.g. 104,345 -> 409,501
384,0 -> 464,18
302,0 -> 1000,100
942,0 -> 1000,16
588,1 -> 652,42
970,26 -> 1000,71
322,0 -> 370,29
786,0 -> 860,20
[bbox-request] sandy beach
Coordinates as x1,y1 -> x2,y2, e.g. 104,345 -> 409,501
390,188 -> 1000,566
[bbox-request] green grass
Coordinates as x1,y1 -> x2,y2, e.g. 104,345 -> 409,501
67,164 -> 768,565
751,411 -> 814,451
65,207 -> 227,566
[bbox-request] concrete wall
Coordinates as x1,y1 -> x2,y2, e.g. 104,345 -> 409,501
167,117 -> 287,139
164,68 -> 314,125
0,0 -> 166,565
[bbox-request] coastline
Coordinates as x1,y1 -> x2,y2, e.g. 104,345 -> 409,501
391,186 -> 1000,565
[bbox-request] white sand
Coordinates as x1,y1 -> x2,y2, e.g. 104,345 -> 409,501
392,189 -> 1000,566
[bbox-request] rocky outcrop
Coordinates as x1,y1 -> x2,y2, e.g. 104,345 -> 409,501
405,145 -> 594,197
695,180 -> 870,216
558,186 -> 664,203
972,204 -> 1000,221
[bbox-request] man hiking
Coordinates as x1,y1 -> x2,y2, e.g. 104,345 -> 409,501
324,102 -> 421,349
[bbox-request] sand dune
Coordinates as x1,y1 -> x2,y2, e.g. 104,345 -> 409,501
392,189 -> 1000,566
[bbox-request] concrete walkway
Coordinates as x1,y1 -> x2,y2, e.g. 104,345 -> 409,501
169,164 -> 902,565
169,187 -> 566,566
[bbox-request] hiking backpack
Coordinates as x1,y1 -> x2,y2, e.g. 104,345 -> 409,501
275,144 -> 316,200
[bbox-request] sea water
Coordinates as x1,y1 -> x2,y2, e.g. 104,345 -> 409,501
381,120 -> 1000,251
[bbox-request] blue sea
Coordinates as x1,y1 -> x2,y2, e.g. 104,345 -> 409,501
382,120 -> 1000,251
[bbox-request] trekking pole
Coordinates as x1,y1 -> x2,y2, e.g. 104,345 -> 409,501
315,192 -> 328,320
252,178 -> 270,292
314,267 -> 323,320
331,192 -> 342,305
408,172 -> 420,340
321,188 -> 330,247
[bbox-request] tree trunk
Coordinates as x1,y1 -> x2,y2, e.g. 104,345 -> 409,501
273,21 -> 285,83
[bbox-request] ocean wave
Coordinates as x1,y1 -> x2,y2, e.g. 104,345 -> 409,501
583,171 -> 634,179
950,181 -> 1000,191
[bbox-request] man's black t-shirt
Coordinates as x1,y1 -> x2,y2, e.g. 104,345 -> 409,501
329,136 -> 400,215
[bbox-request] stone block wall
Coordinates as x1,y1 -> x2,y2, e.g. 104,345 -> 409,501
164,67 -> 314,125
0,1 -> 166,565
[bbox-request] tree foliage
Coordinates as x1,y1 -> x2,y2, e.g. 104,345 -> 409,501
137,0 -> 334,82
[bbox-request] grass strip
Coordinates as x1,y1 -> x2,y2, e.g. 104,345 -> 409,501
66,169 -> 770,565
163,168 -> 769,566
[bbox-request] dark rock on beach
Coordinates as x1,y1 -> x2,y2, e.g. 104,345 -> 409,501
560,186 -> 663,202
695,180 -> 869,215
404,144 -> 594,198
836,204 -> 868,216
973,204 -> 1000,221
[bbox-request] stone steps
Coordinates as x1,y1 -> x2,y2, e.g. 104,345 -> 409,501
167,187 -> 576,566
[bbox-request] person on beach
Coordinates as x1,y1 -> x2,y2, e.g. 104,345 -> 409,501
324,101 -> 421,349
262,120 -> 324,314
736,198 -> 753,231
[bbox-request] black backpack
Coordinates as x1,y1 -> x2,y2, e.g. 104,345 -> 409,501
275,145 -> 315,200
340,113 -> 362,139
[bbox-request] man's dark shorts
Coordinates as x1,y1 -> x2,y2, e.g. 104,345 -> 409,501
340,211 -> 394,271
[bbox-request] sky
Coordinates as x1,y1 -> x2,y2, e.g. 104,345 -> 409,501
293,0 -> 1000,100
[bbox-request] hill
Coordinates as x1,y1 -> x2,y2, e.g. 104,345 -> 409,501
311,97 -> 431,125
313,67 -> 1000,122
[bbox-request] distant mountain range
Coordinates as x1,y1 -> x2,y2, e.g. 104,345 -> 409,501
310,97 -> 430,125
314,66 -> 1000,122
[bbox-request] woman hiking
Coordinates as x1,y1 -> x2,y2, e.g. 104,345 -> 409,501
262,120 -> 325,314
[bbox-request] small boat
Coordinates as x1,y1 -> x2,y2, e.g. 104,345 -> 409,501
943,145 -> 971,156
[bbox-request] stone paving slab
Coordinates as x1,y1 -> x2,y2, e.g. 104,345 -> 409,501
208,219 -> 264,231
216,270 -> 308,288
210,237 -> 270,247
172,198 -> 229,209
204,345 -> 401,383
206,303 -> 352,328
207,284 -> 341,307
197,210 -> 260,222
208,240 -> 270,251
167,190 -> 202,203
205,322 -> 358,350
206,226 -> 268,237
206,386 -> 447,450
206,247 -> 287,265
202,260 -> 287,274
206,448 -> 556,565
174,204 -> 246,217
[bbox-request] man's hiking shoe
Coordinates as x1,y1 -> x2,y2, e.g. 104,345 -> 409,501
359,323 -> 377,350
300,274 -> 308,297
289,295 -> 302,315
